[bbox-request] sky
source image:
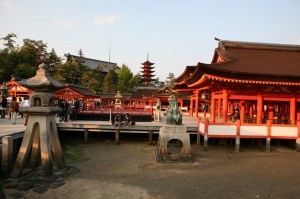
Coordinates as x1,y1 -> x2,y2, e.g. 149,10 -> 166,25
1,0 -> 300,81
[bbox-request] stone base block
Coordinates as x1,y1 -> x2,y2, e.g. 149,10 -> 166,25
155,147 -> 192,163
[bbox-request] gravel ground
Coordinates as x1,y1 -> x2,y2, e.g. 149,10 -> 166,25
4,133 -> 300,199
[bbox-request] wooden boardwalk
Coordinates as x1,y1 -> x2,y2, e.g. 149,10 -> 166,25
0,114 -> 199,143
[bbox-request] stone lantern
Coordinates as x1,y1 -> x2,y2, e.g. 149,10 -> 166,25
1,82 -> 7,97
11,63 -> 66,178
114,91 -> 123,109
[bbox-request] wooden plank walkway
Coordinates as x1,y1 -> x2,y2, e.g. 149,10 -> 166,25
0,114 -> 199,143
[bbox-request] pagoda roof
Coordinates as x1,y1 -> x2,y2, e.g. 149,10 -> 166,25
141,60 -> 154,66
140,66 -> 155,69
176,39 -> 300,88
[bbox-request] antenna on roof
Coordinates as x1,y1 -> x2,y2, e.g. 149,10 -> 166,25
109,41 -> 111,62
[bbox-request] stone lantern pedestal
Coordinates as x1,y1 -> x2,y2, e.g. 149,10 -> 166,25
10,64 -> 66,178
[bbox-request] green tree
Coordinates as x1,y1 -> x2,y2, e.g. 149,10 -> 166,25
117,64 -> 133,93
47,48 -> 64,81
165,72 -> 175,88
20,38 -> 48,67
102,69 -> 118,93
129,73 -> 142,90
14,63 -> 36,79
81,69 -> 101,92
1,33 -> 17,52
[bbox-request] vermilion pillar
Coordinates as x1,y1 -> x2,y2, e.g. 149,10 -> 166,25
195,90 -> 199,118
268,103 -> 274,120
240,101 -> 245,124
222,89 -> 228,123
290,97 -> 296,125
211,92 -> 216,123
249,104 -> 253,118
257,95 -> 263,124
190,97 -> 194,117
218,98 -> 221,119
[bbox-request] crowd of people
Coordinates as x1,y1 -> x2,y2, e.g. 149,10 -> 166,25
1,96 -> 137,126
0,96 -> 30,125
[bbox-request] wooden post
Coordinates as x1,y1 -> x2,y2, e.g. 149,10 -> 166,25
266,120 -> 272,152
84,129 -> 89,144
222,89 -> 228,123
195,90 -> 199,118
240,102 -> 245,124
296,121 -> 300,152
2,136 -> 13,176
115,129 -> 120,145
203,118 -> 209,151
290,97 -> 296,125
149,130 -> 153,145
190,97 -> 194,117
257,94 -> 263,124
217,98 -> 221,119
211,92 -> 216,123
235,120 -> 241,152
197,134 -> 201,146
196,117 -> 201,145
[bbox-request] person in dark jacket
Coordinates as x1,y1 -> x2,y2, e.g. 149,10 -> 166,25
1,96 -> 7,118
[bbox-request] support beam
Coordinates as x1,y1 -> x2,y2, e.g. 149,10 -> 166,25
217,98 -> 221,119
203,118 -> 209,151
222,89 -> 228,123
235,120 -> 241,152
2,136 -> 13,177
257,94 -> 263,124
115,129 -> 120,145
190,97 -> 194,117
196,134 -> 201,146
148,130 -> 153,145
84,129 -> 89,144
266,120 -> 272,152
296,121 -> 300,152
290,97 -> 296,125
195,90 -> 199,118
211,93 -> 216,123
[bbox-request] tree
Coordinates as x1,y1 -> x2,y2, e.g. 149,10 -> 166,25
14,63 -> 36,79
47,48 -> 64,81
20,38 -> 48,67
102,69 -> 118,93
81,70 -> 101,92
117,64 -> 133,93
62,50 -> 88,85
129,73 -> 142,90
165,72 -> 175,88
1,33 -> 17,52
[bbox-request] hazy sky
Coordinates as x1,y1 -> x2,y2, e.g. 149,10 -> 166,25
1,0 -> 299,81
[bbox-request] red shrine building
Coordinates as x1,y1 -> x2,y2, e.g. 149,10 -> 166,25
175,39 -> 300,147
140,60 -> 155,85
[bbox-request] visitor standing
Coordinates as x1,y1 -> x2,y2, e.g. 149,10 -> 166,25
72,98 -> 80,121
9,96 -> 19,124
1,96 -> 7,118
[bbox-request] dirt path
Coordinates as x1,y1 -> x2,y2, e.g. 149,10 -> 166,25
4,134 -> 300,199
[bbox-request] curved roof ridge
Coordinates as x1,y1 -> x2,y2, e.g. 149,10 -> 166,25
219,40 -> 300,51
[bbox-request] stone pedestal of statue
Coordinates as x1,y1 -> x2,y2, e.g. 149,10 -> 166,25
156,125 -> 191,162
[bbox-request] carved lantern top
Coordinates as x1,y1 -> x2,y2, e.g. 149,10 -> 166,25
19,63 -> 64,92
